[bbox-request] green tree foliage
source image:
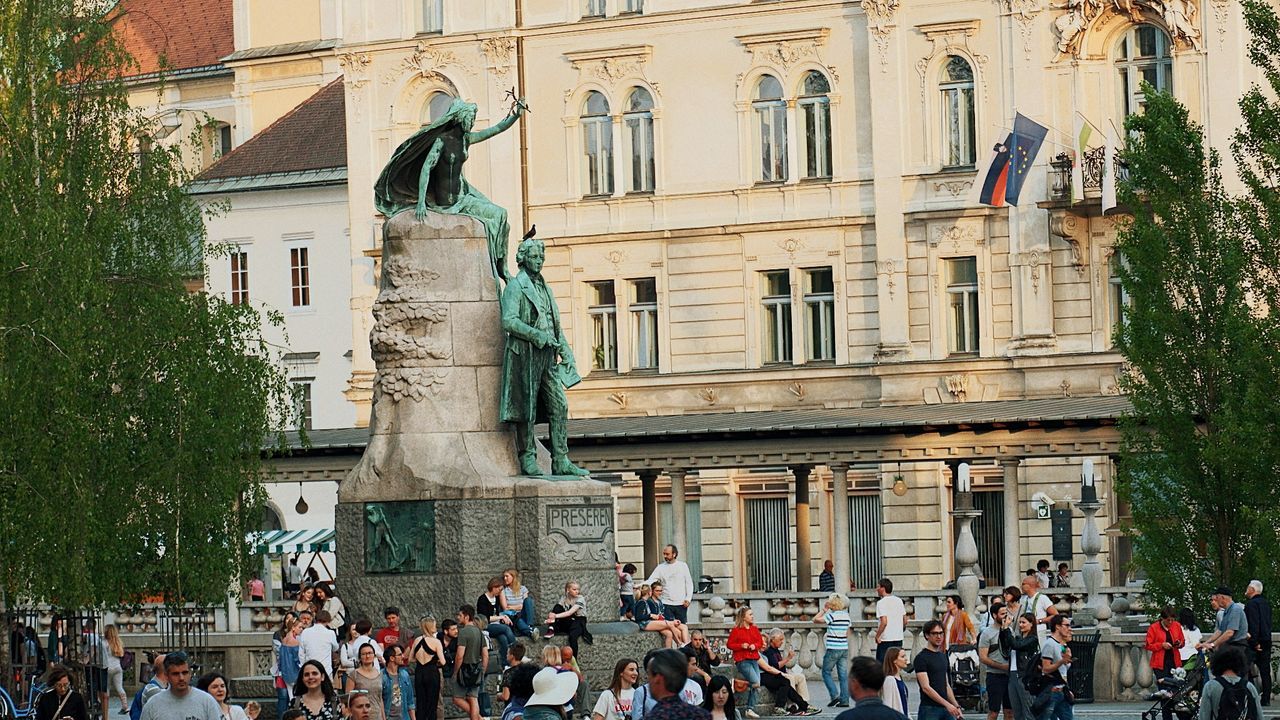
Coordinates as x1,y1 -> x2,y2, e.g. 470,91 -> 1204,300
1113,0 -> 1280,615
0,0 -> 297,607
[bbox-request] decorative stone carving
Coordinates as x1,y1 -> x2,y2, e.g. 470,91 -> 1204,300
933,180 -> 972,198
608,391 -> 628,409
339,52 -> 372,120
1053,0 -> 1202,59
1004,0 -> 1046,58
481,36 -> 517,79
861,0 -> 901,70
930,224 -> 982,249
1060,379 -> 1073,397
735,28 -> 836,84
1013,250 -> 1049,293
697,387 -> 718,405
606,250 -> 627,269
877,259 -> 901,298
1209,0 -> 1229,46
383,42 -> 474,86
565,45 -> 656,91
788,382 -> 806,400
916,21 -> 990,107
1049,212 -> 1087,273
945,374 -> 972,401
737,28 -> 829,71
777,237 -> 805,256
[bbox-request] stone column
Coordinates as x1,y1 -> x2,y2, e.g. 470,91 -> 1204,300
830,463 -> 851,596
640,470 -> 660,574
668,468 -> 689,560
793,464 -> 814,592
1001,458 -> 1022,586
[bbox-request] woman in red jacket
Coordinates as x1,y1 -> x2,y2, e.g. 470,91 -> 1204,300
727,607 -> 764,719
1145,606 -> 1186,678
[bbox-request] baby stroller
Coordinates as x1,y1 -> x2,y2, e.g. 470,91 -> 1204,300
948,643 -> 983,711
1141,653 -> 1207,720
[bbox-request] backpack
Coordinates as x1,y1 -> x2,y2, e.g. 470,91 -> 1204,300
128,687 -> 145,720
1216,677 -> 1259,720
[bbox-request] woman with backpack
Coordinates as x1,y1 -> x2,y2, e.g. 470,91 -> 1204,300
1198,646 -> 1262,720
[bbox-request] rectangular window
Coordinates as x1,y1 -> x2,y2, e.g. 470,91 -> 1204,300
621,0 -> 643,12
584,0 -> 605,17
293,380 -> 313,431
745,497 -> 792,591
946,257 -> 979,354
630,278 -> 658,370
803,267 -> 835,361
848,494 -> 883,591
290,247 -> 310,307
583,118 -> 614,196
420,0 -> 443,32
942,85 -> 976,167
756,104 -> 788,182
217,125 -> 233,157
1109,254 -> 1129,339
801,99 -> 831,179
230,250 -> 249,305
761,270 -> 792,364
588,281 -> 617,371
625,113 -> 655,193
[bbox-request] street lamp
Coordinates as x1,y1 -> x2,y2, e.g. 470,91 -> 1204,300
1077,457 -> 1110,627
951,462 -> 981,621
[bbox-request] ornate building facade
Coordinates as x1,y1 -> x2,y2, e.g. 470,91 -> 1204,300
182,0 -> 1271,593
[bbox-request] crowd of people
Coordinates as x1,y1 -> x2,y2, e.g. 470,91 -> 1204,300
10,553 -> 1277,720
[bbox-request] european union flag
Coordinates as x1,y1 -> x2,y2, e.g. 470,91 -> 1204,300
1004,112 -> 1049,206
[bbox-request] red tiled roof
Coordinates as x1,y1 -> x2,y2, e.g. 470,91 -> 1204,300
197,80 -> 347,181
110,0 -> 234,77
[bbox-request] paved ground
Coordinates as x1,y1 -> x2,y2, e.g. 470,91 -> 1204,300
797,676 -> 1153,720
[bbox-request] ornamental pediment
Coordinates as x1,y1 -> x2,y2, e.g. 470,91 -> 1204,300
1052,0 -> 1203,59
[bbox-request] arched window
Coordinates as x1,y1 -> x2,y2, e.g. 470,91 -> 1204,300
582,91 -> 614,197
624,88 -> 655,193
1116,25 -> 1173,116
421,91 -> 454,124
798,71 -> 832,179
753,75 -> 788,182
940,56 -> 976,168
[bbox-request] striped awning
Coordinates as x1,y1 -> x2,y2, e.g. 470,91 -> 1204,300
253,528 -> 335,554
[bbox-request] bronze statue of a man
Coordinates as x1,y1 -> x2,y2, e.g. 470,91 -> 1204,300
498,237 -> 589,477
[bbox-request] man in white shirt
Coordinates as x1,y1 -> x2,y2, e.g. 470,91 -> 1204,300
874,577 -> 907,663
139,652 -> 221,720
1020,574 -> 1057,641
299,609 -> 340,676
644,544 -> 694,623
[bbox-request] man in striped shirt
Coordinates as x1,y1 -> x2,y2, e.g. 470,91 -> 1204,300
815,593 -> 852,707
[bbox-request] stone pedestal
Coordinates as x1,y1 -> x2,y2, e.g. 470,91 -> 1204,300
337,212 -> 617,622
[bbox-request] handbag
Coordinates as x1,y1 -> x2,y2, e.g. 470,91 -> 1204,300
732,678 -> 750,694
459,661 -> 484,689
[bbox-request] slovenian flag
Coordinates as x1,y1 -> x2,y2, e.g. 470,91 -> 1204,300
979,113 -> 1049,207
978,135 -> 1013,207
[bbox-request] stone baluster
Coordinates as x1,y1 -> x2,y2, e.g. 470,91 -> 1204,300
1117,643 -> 1138,700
